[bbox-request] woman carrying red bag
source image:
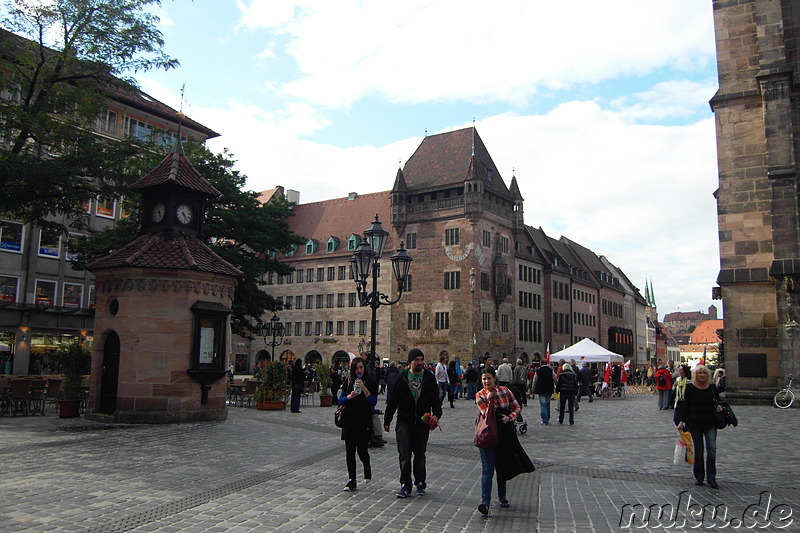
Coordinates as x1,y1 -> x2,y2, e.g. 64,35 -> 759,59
474,367 -> 522,515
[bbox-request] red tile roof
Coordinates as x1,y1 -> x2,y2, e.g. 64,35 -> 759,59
130,148 -> 221,198
86,233 -> 242,277
286,191 -> 395,258
689,320 -> 724,344
402,127 -> 510,197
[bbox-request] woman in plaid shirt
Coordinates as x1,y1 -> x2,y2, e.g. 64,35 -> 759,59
475,367 -> 522,515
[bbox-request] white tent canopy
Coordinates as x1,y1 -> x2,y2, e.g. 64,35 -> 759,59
549,338 -> 624,364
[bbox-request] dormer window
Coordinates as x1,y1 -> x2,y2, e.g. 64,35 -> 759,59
305,239 -> 318,255
285,244 -> 297,257
347,235 -> 360,251
326,236 -> 339,253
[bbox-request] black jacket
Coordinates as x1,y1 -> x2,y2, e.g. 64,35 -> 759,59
556,370 -> 579,395
496,408 -> 535,481
340,374 -> 378,431
534,365 -> 555,394
384,370 -> 442,428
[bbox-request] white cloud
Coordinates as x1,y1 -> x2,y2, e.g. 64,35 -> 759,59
236,0 -> 715,107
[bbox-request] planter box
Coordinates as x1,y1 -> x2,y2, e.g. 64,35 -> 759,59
58,399 -> 81,418
319,395 -> 333,407
256,400 -> 286,410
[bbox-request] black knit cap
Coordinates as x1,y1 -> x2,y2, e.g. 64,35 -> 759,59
408,348 -> 425,363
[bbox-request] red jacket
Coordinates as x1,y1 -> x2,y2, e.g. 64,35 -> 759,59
654,368 -> 672,390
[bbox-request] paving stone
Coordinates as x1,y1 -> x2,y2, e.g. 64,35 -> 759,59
1,394 -> 797,532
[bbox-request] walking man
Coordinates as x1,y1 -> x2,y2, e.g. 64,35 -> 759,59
577,363 -> 594,404
435,353 -> 450,405
533,362 -> 555,424
384,348 -> 442,498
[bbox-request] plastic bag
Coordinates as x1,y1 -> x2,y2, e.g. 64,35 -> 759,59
673,439 -> 686,466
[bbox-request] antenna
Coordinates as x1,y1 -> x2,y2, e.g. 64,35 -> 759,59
471,117 -> 476,156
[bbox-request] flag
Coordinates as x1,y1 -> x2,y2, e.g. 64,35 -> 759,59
603,363 -> 611,383
545,343 -> 550,365
699,346 -> 706,366
621,363 -> 628,383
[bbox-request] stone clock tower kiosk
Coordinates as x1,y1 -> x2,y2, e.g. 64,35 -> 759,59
86,140 -> 242,423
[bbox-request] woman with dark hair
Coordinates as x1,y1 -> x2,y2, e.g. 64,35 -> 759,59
673,364 -> 692,425
474,367 -> 532,515
338,356 -> 378,492
447,360 -> 458,408
290,358 -> 305,413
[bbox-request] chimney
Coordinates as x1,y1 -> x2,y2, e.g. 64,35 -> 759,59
286,189 -> 300,205
348,192 -> 358,200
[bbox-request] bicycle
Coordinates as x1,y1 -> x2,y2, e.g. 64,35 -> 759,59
774,374 -> 795,409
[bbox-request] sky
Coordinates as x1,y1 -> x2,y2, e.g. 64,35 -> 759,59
135,0 -> 720,319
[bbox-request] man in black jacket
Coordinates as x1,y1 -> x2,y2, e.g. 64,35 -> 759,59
384,348 -> 442,498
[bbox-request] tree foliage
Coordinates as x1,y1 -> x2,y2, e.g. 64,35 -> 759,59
0,0 -> 177,230
70,141 -> 306,338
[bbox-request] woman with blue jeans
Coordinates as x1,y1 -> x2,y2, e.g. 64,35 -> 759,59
474,368 -> 521,515
677,364 -> 723,489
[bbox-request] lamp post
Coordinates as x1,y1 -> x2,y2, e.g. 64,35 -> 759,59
260,314 -> 285,362
350,214 -> 412,379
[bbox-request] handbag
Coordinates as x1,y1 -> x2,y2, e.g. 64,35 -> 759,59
334,403 -> 346,428
474,400 -> 498,449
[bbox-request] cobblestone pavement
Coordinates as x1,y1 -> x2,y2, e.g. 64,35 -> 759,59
1,393 -> 797,532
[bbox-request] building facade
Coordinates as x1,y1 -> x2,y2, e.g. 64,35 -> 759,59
711,0 -> 800,393
250,128 -> 647,369
0,29 -> 218,375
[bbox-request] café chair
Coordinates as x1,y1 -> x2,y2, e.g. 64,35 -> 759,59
10,379 -> 31,416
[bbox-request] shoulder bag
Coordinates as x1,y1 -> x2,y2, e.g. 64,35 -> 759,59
334,403 -> 346,428
474,399 -> 498,449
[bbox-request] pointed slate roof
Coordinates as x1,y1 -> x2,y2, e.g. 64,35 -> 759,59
130,141 -> 221,198
86,233 -> 242,277
402,127 -> 510,196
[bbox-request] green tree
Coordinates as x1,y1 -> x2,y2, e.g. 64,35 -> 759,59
71,141 -> 306,338
0,0 -> 177,230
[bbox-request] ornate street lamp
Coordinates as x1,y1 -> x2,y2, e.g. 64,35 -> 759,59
260,313 -> 285,361
350,214 -> 412,379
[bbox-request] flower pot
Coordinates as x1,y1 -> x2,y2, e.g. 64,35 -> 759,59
319,394 -> 333,407
256,400 -> 286,410
58,399 -> 81,418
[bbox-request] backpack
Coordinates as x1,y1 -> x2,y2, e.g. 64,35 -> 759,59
657,374 -> 666,387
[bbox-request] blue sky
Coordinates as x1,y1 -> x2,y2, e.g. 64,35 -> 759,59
134,0 -> 720,318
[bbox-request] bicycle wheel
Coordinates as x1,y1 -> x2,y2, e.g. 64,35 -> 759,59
774,389 -> 794,409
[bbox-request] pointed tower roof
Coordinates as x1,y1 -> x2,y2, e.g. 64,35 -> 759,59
509,174 -> 524,201
401,127 -> 510,196
392,167 -> 407,192
130,140 -> 221,198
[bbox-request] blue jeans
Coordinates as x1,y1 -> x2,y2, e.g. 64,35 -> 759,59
690,425 -> 717,483
466,382 -> 477,400
479,447 -> 507,506
538,393 -> 551,423
658,389 -> 670,409
438,382 -> 448,404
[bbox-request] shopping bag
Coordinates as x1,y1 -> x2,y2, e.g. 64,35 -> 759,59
679,429 -> 694,464
673,439 -> 686,466
553,392 -> 560,401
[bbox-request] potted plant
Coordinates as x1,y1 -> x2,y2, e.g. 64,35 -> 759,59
256,361 -> 288,410
317,362 -> 334,407
54,342 -> 91,418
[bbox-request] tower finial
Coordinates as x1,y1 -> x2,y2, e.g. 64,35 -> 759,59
471,117 -> 476,156
173,82 -> 186,154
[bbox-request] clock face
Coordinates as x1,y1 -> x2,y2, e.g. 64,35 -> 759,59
151,203 -> 165,223
176,203 -> 193,225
